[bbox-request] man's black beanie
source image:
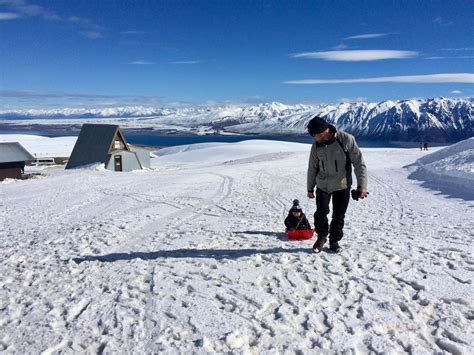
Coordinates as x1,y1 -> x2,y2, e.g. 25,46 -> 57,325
307,116 -> 329,136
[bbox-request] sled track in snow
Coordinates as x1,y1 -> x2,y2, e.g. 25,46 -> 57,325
99,172 -> 234,254
368,172 -> 406,223
254,168 -> 297,223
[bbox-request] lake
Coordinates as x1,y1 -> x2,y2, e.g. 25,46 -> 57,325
0,128 -> 421,148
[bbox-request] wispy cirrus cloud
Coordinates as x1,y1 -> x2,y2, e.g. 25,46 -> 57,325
120,30 -> 146,35
331,44 -> 348,50
0,12 -> 20,19
425,55 -> 474,60
283,73 -> 474,84
0,1 -> 104,38
338,97 -> 368,103
129,60 -> 155,65
344,33 -> 391,40
451,90 -> 462,94
432,47 -> 474,60
242,95 -> 267,104
68,16 -> 102,30
68,16 -> 104,39
79,31 -> 103,39
292,50 -> 418,61
0,89 -> 162,107
0,0 -> 59,20
0,89 -> 130,99
433,16 -> 453,26
441,47 -> 474,52
170,60 -> 201,65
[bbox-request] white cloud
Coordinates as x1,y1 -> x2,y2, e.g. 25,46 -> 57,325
120,30 -> 146,35
283,73 -> 474,84
0,12 -> 20,19
0,1 -> 105,38
441,47 -> 474,52
129,60 -> 155,65
338,97 -> 368,103
451,90 -> 462,94
69,16 -> 104,39
79,31 -> 103,39
242,95 -> 267,104
344,33 -> 390,40
332,44 -> 348,50
292,50 -> 418,61
0,89 -> 162,107
426,55 -> 474,60
68,16 -> 102,30
433,17 -> 453,26
170,61 -> 201,64
0,0 -> 59,20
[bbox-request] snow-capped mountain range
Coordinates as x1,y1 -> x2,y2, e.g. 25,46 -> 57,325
1,97 -> 472,142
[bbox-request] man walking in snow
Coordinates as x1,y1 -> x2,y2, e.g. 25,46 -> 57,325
306,116 -> 368,253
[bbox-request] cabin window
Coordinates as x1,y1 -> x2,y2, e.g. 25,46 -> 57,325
114,140 -> 123,149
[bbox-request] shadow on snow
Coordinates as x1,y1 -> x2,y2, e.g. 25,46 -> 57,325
72,246 -> 312,264
405,165 -> 474,202
235,230 -> 288,241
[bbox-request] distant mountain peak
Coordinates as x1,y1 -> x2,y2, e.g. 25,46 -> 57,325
0,97 -> 472,142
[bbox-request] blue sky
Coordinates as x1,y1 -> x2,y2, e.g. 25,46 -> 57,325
0,0 -> 473,108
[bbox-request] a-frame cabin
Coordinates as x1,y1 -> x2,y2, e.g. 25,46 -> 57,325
65,124 -> 149,171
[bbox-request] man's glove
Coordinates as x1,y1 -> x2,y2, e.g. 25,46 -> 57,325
351,189 -> 369,201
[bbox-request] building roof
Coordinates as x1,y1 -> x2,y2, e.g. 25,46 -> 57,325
0,142 -> 35,163
66,124 -> 129,169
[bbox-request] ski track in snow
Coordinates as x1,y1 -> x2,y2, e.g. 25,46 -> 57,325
1,147 -> 473,353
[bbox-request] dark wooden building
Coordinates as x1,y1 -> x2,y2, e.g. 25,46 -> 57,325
0,142 -> 34,180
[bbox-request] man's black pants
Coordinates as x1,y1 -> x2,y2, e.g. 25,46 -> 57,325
314,188 -> 350,242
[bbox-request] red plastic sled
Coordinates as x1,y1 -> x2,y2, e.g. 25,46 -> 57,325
286,229 -> 314,240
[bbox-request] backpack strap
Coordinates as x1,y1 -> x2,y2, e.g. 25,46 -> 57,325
336,136 -> 347,153
336,135 -> 352,172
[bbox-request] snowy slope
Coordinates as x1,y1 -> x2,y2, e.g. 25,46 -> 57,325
1,136 -> 473,353
0,134 -> 76,157
0,97 -> 472,142
407,137 -> 474,199
153,140 -> 309,166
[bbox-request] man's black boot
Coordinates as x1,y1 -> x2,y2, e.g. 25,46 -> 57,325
329,240 -> 341,253
312,236 -> 327,253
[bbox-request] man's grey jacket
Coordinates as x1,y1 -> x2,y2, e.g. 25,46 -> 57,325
307,127 -> 368,194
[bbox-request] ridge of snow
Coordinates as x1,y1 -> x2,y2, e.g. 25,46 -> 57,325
408,137 -> 474,199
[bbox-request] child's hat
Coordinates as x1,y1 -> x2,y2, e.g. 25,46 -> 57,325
290,199 -> 302,212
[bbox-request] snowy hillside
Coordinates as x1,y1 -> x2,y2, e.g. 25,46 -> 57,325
0,97 -> 472,142
407,137 -> 474,200
1,135 -> 473,353
0,134 -> 76,158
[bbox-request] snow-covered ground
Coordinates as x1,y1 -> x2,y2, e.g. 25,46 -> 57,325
406,137 -> 474,200
0,134 -> 76,158
1,135 -> 473,353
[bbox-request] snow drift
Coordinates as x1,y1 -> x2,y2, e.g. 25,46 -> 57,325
407,137 -> 474,200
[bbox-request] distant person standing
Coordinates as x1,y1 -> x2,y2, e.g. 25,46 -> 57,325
423,142 -> 428,151
306,116 -> 368,253
420,142 -> 423,151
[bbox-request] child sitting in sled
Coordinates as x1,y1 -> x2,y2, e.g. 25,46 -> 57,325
285,199 -> 312,231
